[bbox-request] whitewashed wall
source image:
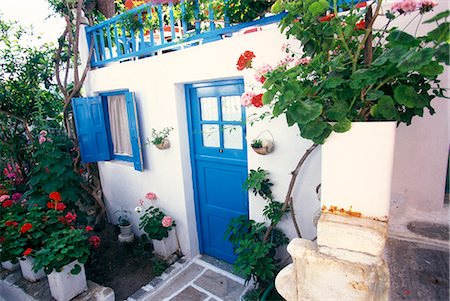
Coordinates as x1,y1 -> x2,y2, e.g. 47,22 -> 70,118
80,1 -> 449,258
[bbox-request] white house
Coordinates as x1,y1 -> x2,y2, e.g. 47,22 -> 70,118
76,0 -> 448,298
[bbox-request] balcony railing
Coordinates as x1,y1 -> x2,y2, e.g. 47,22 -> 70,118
85,0 -> 285,68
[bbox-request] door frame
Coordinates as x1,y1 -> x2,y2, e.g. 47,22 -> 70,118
184,78 -> 247,255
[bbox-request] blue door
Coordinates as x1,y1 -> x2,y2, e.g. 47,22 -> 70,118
186,79 -> 248,263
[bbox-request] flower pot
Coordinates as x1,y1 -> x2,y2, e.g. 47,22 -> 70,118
1,260 -> 19,271
321,121 -> 396,220
119,223 -> 133,236
19,256 -> 46,282
152,229 -> 177,260
251,139 -> 274,155
47,260 -> 87,301
155,138 -> 170,150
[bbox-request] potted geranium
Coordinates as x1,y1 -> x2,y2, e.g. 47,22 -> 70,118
238,0 -> 448,218
147,127 -> 174,150
135,192 -> 178,259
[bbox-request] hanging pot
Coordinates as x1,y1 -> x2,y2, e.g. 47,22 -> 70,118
155,138 -> 171,150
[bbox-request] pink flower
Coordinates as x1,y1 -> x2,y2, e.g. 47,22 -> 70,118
161,216 -> 173,228
11,193 -> 22,201
138,199 -> 144,206
241,91 -> 255,107
254,64 -> 273,84
281,43 -> 290,52
65,212 -> 77,223
296,57 -> 312,66
85,226 -> 93,232
39,136 -> 46,144
391,0 -> 419,13
39,130 -> 48,137
0,195 -> 10,203
145,192 -> 157,200
89,235 -> 101,248
419,0 -> 437,12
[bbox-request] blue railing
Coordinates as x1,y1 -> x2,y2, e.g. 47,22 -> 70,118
85,1 -> 285,68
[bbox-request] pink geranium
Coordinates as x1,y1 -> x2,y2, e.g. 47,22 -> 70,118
240,91 -> 255,107
11,193 -> 22,201
0,195 -> 10,203
254,64 -> 273,84
145,192 -> 157,200
161,216 -> 173,227
38,136 -> 46,144
39,130 -> 48,137
296,57 -> 312,66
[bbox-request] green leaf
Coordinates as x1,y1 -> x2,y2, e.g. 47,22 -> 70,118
377,96 -> 398,120
419,61 -> 444,78
426,22 -> 450,43
308,0 -> 330,16
435,44 -> 450,65
423,10 -> 450,23
325,100 -> 349,121
394,86 -> 427,108
324,76 -> 345,88
70,264 -> 81,275
333,118 -> 351,133
271,0 -> 285,13
387,30 -> 419,46
286,101 -> 323,125
397,48 -> 434,72
300,119 -> 329,140
366,90 -> 384,101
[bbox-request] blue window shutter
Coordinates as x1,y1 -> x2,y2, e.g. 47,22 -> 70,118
72,97 -> 112,163
124,92 -> 144,171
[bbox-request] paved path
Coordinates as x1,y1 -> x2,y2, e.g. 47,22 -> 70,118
135,257 -> 249,301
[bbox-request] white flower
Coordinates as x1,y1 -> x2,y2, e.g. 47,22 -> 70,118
134,206 -> 142,213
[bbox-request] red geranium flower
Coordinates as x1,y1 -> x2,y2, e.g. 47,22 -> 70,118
58,216 -> 66,224
49,192 -> 61,202
23,248 -> 32,256
319,13 -> 335,22
5,220 -> 18,227
85,226 -> 93,232
89,235 -> 101,249
236,50 -> 256,70
47,201 -> 54,209
65,212 -> 77,223
251,94 -> 264,108
2,200 -> 13,208
355,19 -> 366,30
355,2 -> 367,8
20,223 -> 33,234
55,203 -> 66,211
0,237 -> 5,243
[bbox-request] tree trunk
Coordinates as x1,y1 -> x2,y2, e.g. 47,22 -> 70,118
97,0 -> 115,18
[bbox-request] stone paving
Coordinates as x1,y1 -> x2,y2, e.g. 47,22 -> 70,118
132,256 -> 249,301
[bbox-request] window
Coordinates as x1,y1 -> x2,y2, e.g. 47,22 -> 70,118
71,90 -> 143,171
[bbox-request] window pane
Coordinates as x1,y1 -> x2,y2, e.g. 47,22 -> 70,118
200,97 -> 218,121
223,125 -> 243,149
221,96 -> 242,121
202,124 -> 220,147
107,95 -> 132,156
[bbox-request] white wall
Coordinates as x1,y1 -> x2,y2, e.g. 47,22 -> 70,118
81,1 -> 449,258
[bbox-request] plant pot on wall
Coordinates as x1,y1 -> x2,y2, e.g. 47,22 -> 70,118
19,256 -> 46,282
155,138 -> 170,150
251,130 -> 274,155
47,260 -> 88,301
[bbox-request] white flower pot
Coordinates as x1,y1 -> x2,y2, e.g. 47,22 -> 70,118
119,223 -> 133,236
152,230 -> 177,260
19,256 -> 46,282
1,260 -> 19,271
47,260 -> 87,301
321,121 -> 396,220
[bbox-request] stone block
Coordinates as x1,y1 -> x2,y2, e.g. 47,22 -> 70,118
277,238 -> 389,301
317,213 -> 388,258
194,269 -> 246,301
73,281 -> 115,301
169,286 -> 207,301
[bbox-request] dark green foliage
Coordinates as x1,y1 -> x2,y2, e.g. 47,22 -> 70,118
138,206 -> 175,240
24,133 -> 84,209
244,168 -> 274,200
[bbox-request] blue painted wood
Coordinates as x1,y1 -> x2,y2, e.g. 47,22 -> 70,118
113,25 -> 121,56
169,1 -> 176,41
92,31 -> 101,63
181,0 -> 188,36
157,4 -> 165,45
106,24 -> 113,58
99,29 -> 106,60
72,97 -> 112,163
138,13 -> 145,50
194,1 -> 200,34
125,92 -> 143,171
147,7 -> 155,47
186,79 -> 247,263
208,1 -> 215,31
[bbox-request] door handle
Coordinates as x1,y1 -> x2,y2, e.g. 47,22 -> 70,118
219,149 -> 224,153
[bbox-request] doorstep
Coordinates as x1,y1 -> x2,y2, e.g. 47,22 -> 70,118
127,255 -> 251,301
0,267 -> 114,301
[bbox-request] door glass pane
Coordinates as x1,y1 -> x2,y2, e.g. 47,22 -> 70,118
200,97 -> 218,121
202,124 -> 220,147
223,125 -> 243,149
221,96 -> 241,121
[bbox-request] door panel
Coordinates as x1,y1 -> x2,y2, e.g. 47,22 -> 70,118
186,80 -> 248,263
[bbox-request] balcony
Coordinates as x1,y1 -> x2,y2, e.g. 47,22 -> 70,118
85,0 -> 285,68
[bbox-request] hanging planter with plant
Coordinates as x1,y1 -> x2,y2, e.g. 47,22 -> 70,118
251,130 -> 274,155
148,127 -> 174,150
